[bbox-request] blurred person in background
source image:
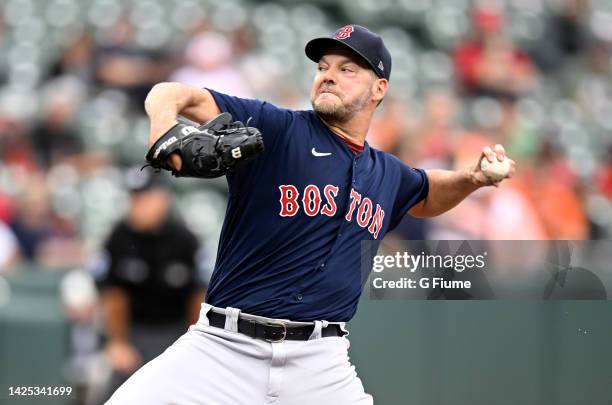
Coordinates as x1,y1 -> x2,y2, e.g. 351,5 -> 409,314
425,134 -> 548,240
47,30 -> 96,82
170,30 -> 253,98
518,138 -> 589,239
28,75 -> 109,174
94,17 -> 171,111
61,270 -> 109,405
0,106 -> 37,173
0,220 -> 19,272
534,0 -> 592,75
410,89 -> 462,169
90,167 -> 207,402
453,4 -> 535,101
9,173 -> 84,267
389,90 -> 464,240
30,76 -> 86,169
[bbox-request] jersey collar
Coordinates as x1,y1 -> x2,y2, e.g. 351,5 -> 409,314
313,112 -> 370,158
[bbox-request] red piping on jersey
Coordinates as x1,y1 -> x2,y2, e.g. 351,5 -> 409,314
342,138 -> 365,154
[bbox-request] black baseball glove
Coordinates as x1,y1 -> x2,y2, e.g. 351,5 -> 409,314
145,112 -> 264,178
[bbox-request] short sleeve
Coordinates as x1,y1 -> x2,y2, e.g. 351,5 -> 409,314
207,89 -> 293,151
388,159 -> 429,231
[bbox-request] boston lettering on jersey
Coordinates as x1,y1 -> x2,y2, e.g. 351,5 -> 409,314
203,89 -> 429,322
279,185 -> 385,239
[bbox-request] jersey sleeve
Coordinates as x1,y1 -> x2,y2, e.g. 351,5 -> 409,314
388,158 -> 429,231
206,89 -> 292,150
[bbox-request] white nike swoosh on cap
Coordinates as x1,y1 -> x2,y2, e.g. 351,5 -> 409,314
311,148 -> 332,157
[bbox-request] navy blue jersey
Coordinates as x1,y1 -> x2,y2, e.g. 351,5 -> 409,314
204,89 -> 428,321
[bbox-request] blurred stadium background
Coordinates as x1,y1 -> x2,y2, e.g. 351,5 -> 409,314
0,0 -> 611,404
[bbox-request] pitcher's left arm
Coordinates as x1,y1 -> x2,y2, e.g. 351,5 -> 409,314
408,144 -> 516,218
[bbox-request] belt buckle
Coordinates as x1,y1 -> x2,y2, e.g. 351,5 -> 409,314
264,320 -> 287,343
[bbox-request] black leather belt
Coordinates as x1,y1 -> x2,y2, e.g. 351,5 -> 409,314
206,311 -> 345,342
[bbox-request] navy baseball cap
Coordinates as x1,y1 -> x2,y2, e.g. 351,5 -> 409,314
305,25 -> 392,81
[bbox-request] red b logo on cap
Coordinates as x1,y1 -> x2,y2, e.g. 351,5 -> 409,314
335,25 -> 354,40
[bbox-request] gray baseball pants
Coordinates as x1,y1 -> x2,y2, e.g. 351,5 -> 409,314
106,303 -> 374,405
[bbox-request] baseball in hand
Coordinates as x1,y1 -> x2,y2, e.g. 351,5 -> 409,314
480,156 -> 511,182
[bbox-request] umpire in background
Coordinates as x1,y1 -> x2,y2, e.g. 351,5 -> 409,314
91,166 -> 207,402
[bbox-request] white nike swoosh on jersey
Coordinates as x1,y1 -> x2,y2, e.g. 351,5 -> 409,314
311,148 -> 332,157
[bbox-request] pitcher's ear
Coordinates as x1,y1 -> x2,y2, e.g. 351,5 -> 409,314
372,78 -> 388,103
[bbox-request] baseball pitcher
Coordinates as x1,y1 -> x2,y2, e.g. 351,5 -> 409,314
107,25 -> 515,404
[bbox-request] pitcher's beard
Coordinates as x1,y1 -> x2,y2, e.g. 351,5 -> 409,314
312,89 -> 371,124
313,101 -> 352,123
